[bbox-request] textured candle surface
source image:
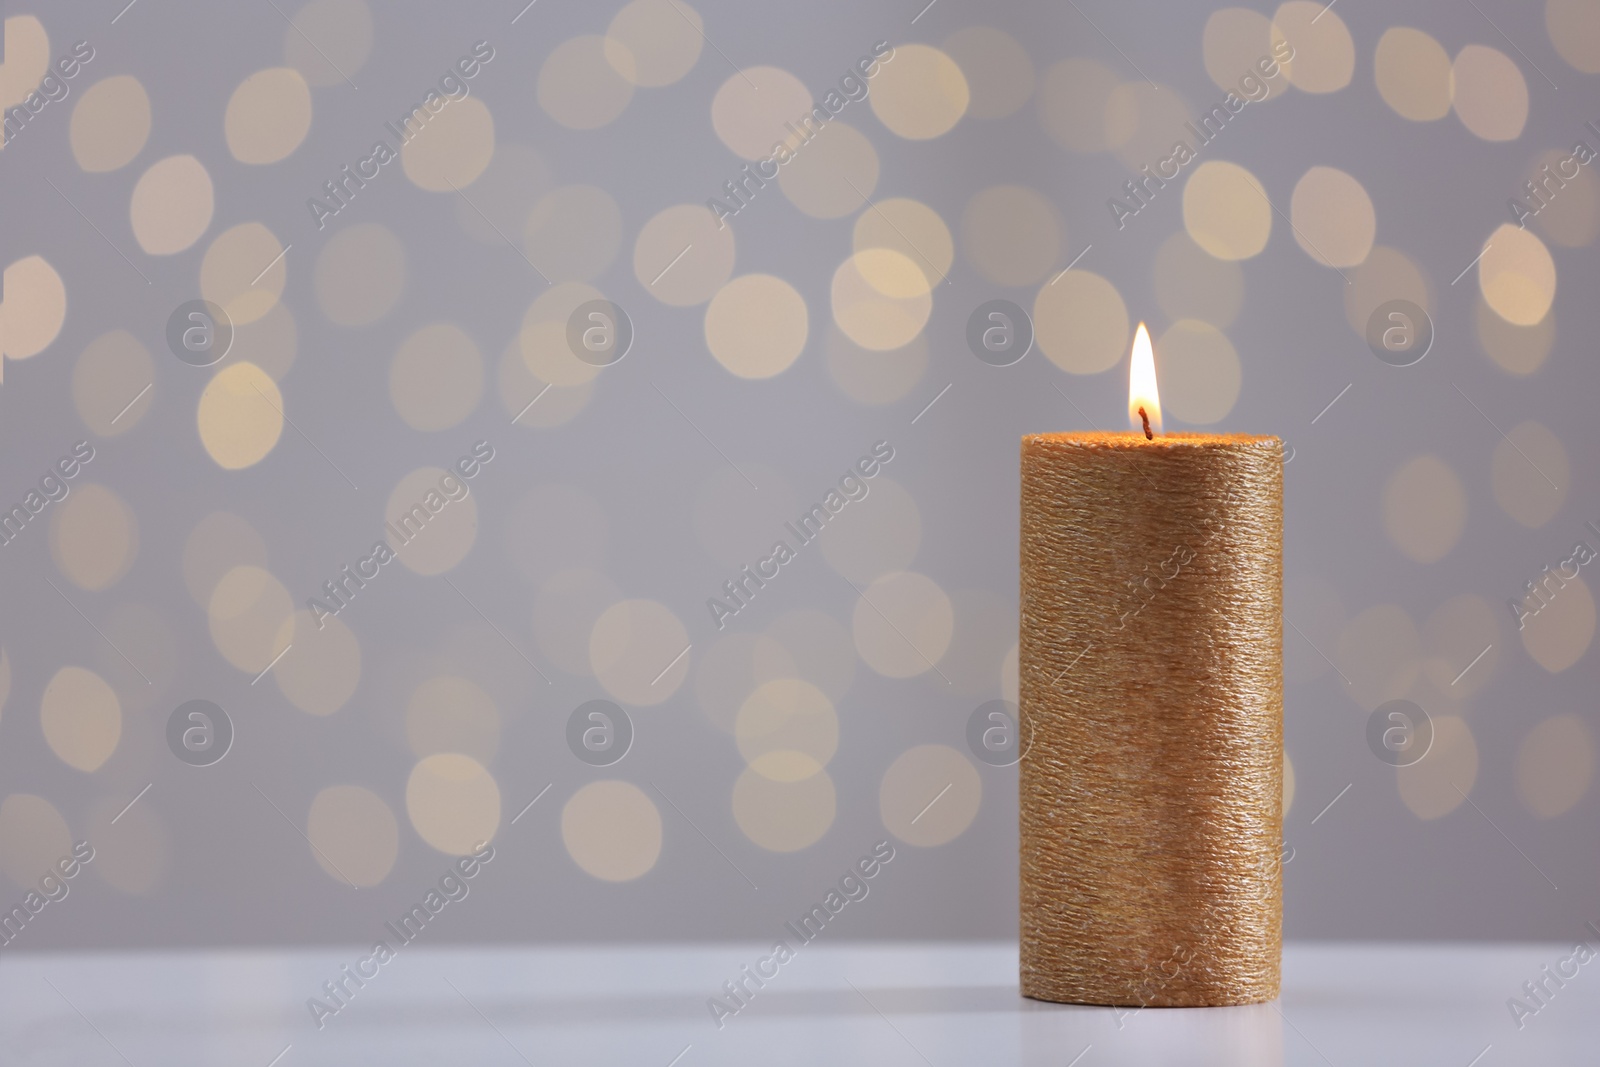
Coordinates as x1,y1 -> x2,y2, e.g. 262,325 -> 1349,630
1019,432 -> 1284,1006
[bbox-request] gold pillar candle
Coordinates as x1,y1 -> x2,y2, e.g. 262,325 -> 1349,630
1019,328 -> 1284,1007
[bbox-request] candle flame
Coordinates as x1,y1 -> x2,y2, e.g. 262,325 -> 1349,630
1128,322 -> 1161,438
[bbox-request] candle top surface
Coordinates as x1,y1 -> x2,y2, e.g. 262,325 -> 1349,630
1023,431 -> 1280,451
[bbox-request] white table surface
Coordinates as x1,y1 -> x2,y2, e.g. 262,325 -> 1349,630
1,942 -> 1593,1065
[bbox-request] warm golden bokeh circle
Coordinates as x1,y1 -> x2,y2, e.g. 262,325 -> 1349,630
1272,1 -> 1354,93
390,322 -> 485,431
540,35 -> 634,130
0,255 -> 67,361
1516,715 -> 1594,818
406,753 -> 501,856
870,43 -> 970,139
1382,455 -> 1466,565
0,794 -> 71,889
1398,716 -> 1478,820
1548,0 -> 1600,73
711,65 -> 811,160
1374,27 -> 1453,122
71,75 -> 151,171
225,68 -> 313,165
384,466 -> 480,576
208,564 -> 294,674
276,610 -> 362,716
634,204 -> 735,306
590,599 -> 690,705
0,17 -> 50,116
49,483 -> 138,591
606,0 -> 703,87
315,223 -> 406,326
880,744 -> 982,847
705,274 -> 808,379
562,780 -> 662,880
1452,45 -> 1528,142
1183,161 -> 1272,261
831,251 -> 932,352
519,282 -> 608,388
1203,8 -> 1277,99
853,198 -> 953,293
40,666 -> 121,773
1490,421 -> 1568,528
130,155 -> 214,255
777,121 -> 879,219
73,330 -> 153,436
1034,269 -> 1129,376
852,571 -> 954,679
1289,165 -> 1375,268
307,785 -> 398,887
402,97 -> 495,191
733,766 -> 836,852
1479,224 -> 1556,326
197,363 -> 283,470
1155,320 -> 1241,425
736,679 -> 838,781
1521,575 -> 1594,674
284,0 -> 373,88
200,223 -> 287,326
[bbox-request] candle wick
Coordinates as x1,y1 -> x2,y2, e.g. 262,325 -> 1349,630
1138,407 -> 1153,441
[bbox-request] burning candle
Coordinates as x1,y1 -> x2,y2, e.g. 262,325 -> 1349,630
1019,323 -> 1284,1007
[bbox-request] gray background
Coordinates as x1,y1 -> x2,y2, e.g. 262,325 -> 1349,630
0,0 -> 1595,952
